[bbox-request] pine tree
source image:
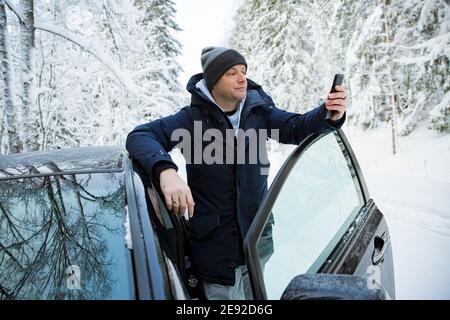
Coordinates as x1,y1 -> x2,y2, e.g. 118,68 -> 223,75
135,0 -> 184,108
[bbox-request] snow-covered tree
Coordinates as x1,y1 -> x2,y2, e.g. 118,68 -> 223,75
0,0 -> 185,153
0,0 -> 22,153
133,0 -> 186,113
229,0 -> 344,113
429,91 -> 450,132
344,0 -> 384,129
230,0 -> 449,135
18,0 -> 35,151
135,0 -> 183,100
390,0 -> 450,134
342,0 -> 449,134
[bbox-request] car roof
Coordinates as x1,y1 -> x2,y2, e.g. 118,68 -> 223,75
0,145 -> 126,179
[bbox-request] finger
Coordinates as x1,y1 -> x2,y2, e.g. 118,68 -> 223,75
164,193 -> 173,211
326,102 -> 346,110
328,92 -> 346,100
179,194 -> 187,218
326,98 -> 346,106
335,85 -> 345,92
326,101 -> 346,111
172,194 -> 180,215
325,100 -> 345,110
326,104 -> 346,114
186,190 -> 195,218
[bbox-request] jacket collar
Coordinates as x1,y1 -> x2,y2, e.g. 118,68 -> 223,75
186,73 -> 267,128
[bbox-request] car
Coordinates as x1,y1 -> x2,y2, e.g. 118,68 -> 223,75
0,129 -> 395,300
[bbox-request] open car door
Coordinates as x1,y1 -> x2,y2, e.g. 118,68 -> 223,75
244,130 -> 395,300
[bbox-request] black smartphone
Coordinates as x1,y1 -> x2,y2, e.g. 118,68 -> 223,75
326,73 -> 344,120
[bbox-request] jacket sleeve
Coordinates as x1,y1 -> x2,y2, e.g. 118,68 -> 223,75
125,107 -> 192,178
262,103 -> 346,145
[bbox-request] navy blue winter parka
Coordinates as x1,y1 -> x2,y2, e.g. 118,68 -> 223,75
126,73 -> 345,285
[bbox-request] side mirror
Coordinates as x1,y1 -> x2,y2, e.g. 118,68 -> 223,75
281,274 -> 388,300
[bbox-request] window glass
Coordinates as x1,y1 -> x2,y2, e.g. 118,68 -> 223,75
0,173 -> 135,300
257,133 -> 364,299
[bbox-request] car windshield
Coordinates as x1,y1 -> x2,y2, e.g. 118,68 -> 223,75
0,172 -> 135,300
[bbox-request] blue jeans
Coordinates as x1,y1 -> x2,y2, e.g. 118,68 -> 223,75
202,265 -> 249,300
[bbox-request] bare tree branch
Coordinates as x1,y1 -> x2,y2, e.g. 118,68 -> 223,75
4,0 -> 25,25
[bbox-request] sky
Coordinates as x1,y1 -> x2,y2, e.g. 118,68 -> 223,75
174,0 -> 244,87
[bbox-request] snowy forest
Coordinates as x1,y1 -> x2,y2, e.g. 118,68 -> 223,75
0,0 -> 185,154
0,0 -> 449,155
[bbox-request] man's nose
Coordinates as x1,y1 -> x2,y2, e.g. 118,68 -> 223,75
238,73 -> 246,83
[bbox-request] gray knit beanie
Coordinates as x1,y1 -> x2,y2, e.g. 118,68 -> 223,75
200,46 -> 247,91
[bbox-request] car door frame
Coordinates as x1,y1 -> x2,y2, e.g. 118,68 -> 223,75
243,129 -> 388,300
125,155 -> 192,300
124,155 -> 170,300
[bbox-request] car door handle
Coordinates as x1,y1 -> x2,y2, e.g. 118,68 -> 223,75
372,232 -> 389,265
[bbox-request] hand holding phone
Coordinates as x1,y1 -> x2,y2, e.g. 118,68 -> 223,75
326,74 -> 344,120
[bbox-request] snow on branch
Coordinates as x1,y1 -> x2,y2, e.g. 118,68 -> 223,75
404,32 -> 450,50
430,91 -> 450,118
4,0 -> 25,25
394,32 -> 450,64
35,22 -> 140,94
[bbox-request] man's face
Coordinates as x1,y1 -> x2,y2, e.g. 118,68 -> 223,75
212,64 -> 247,102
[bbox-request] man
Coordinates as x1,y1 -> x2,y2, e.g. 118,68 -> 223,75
126,46 -> 347,299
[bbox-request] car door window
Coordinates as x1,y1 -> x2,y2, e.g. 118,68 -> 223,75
257,132 -> 365,299
0,173 -> 135,300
